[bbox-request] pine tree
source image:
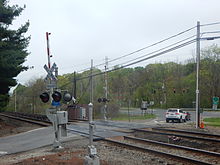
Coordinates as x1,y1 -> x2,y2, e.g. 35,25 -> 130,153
0,0 -> 30,109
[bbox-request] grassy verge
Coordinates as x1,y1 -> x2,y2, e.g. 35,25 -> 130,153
112,113 -> 156,121
204,117 -> 220,127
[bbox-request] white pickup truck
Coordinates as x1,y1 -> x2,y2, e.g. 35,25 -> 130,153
165,108 -> 186,123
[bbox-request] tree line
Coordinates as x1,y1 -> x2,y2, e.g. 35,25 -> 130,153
6,44 -> 220,113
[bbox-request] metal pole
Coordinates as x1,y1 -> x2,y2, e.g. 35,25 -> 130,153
88,103 -> 93,146
46,32 -> 51,69
105,56 -> 108,99
128,100 -> 131,122
14,90 -> 16,112
73,71 -> 77,100
104,57 -> 108,121
90,60 -> 93,103
196,21 -> 200,128
85,103 -> 99,165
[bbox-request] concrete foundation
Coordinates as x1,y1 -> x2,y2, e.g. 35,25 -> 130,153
84,155 -> 100,165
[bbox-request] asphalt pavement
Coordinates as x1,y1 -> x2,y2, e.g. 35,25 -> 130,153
119,108 -> 220,123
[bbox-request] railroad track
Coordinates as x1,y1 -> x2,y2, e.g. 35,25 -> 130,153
104,138 -> 215,165
123,136 -> 220,164
0,112 -> 51,127
133,128 -> 220,143
152,127 -> 220,139
0,112 -> 87,127
67,128 -> 219,164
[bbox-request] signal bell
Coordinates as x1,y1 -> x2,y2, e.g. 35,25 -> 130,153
40,92 -> 50,103
63,92 -> 72,102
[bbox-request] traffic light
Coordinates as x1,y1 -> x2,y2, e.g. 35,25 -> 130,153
98,98 -> 102,103
97,98 -> 109,103
63,92 -> 72,102
40,92 -> 50,103
52,91 -> 62,102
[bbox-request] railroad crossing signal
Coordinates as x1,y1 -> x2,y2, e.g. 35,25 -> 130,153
40,92 -> 50,103
44,63 -> 57,81
52,91 -> 62,102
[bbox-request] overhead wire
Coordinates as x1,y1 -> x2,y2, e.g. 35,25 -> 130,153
77,39 -> 196,81
200,22 -> 220,27
75,25 -> 196,73
107,35 -> 196,70
201,31 -> 220,35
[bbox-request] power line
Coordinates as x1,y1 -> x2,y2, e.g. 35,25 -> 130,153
201,31 -> 220,35
77,39 -> 196,81
200,22 -> 220,27
108,35 -> 196,70
76,26 -> 196,73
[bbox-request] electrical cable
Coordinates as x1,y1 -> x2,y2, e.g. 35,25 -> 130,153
77,39 -> 196,81
200,22 -> 220,27
201,31 -> 220,35
55,35 -> 197,88
107,35 -> 196,70
76,26 -> 196,73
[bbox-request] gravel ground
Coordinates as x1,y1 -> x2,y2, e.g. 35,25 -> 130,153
0,116 -> 40,137
0,137 -> 185,165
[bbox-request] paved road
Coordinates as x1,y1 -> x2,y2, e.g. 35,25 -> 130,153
0,127 -> 78,156
0,120 -> 148,157
120,108 -> 220,122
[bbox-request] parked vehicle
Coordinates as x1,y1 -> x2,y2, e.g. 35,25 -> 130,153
165,108 -> 186,123
183,111 -> 191,121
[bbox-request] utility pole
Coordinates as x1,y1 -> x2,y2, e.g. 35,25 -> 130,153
14,90 -> 16,112
90,59 -> 93,103
73,71 -> 77,100
104,56 -> 108,100
196,21 -> 200,128
103,56 -> 108,121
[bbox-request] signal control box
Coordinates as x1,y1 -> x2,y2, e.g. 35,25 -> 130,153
57,111 -> 68,124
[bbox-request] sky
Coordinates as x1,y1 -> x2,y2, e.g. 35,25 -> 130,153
8,0 -> 220,85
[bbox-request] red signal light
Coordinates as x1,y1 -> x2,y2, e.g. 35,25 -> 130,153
40,92 -> 50,103
52,91 -> 62,102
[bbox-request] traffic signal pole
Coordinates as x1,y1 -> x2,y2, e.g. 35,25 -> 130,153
195,21 -> 200,128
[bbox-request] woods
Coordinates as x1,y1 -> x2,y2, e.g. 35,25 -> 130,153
0,0 -> 30,110
7,45 -> 220,113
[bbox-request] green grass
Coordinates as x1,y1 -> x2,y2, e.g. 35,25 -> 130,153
112,113 -> 156,121
204,118 -> 220,127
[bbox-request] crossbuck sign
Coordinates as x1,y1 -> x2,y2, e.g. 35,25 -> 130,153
44,63 -> 57,88
44,63 -> 57,81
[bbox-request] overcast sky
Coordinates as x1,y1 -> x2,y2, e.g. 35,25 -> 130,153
9,0 -> 220,85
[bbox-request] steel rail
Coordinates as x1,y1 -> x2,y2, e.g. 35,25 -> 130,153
66,128 -> 104,141
133,129 -> 220,143
56,127 -> 215,164
0,113 -> 50,127
153,128 -> 220,139
124,136 -> 220,157
104,138 -> 212,165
